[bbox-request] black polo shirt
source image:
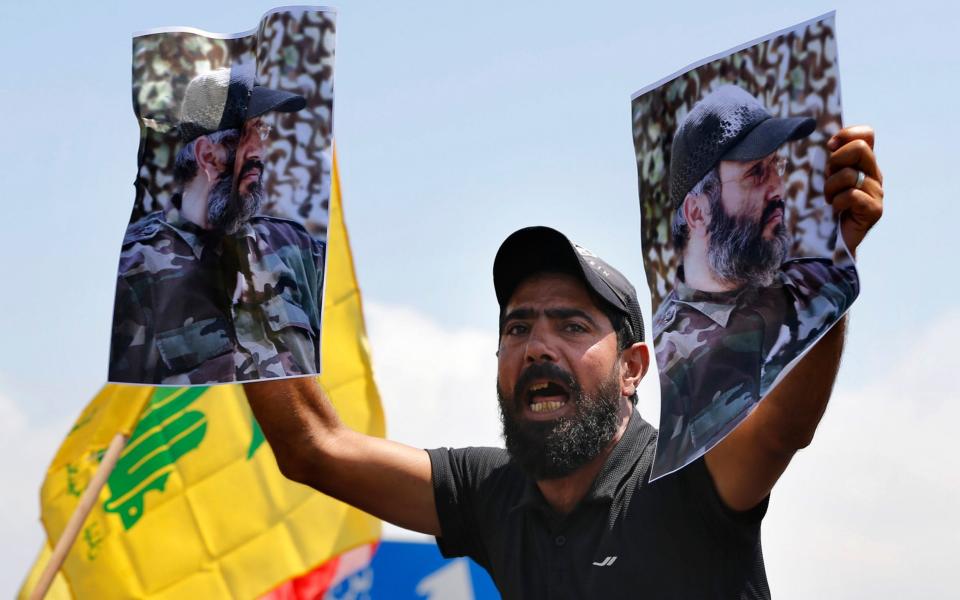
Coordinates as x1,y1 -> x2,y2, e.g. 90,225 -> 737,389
427,411 -> 770,599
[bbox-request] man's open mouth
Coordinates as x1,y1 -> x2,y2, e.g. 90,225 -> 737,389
526,380 -> 570,414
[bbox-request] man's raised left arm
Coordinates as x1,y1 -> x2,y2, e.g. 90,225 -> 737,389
705,125 -> 884,511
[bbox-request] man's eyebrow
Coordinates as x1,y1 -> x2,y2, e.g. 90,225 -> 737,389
544,308 -> 599,327
743,159 -> 764,176
502,307 -> 598,324
499,306 -> 601,335
502,307 -> 537,323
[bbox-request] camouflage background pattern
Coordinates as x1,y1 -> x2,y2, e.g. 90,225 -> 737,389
131,8 -> 335,239
631,16 -> 841,313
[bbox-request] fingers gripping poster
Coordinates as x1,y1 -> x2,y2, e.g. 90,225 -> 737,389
631,13 -> 859,480
109,7 -> 335,385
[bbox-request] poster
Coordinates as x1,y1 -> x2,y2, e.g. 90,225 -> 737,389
631,12 -> 859,479
108,7 -> 335,385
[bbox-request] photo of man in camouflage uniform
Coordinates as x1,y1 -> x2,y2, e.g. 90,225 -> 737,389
109,67 -> 326,385
651,84 -> 859,477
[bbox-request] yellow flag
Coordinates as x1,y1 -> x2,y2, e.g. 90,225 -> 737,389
20,154 -> 385,599
19,543 -> 70,600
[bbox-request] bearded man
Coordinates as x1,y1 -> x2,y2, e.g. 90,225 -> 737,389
652,84 -> 864,475
242,123 -> 882,597
109,68 -> 325,385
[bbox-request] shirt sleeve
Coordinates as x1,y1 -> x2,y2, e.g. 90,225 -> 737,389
426,446 -> 509,567
680,457 -> 768,543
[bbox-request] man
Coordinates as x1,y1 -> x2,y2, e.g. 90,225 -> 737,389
109,68 -> 325,385
652,84 -> 864,476
243,125 -> 881,598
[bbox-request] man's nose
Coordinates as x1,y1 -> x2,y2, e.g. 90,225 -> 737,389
247,137 -> 266,159
524,324 -> 558,363
765,172 -> 785,200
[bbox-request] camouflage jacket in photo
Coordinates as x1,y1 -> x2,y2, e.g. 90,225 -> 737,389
651,256 -> 859,475
109,211 -> 325,385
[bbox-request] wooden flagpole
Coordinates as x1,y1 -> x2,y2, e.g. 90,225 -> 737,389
29,432 -> 128,600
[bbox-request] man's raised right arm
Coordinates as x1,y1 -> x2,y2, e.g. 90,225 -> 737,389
243,377 -> 441,536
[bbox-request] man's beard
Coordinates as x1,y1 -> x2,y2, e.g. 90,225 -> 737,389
207,158 -> 265,235
497,362 -> 621,480
707,195 -> 791,288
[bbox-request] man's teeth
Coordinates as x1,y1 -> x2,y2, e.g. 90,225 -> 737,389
530,400 -> 565,413
528,382 -> 566,412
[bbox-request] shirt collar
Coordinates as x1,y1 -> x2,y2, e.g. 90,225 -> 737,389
165,213 -> 256,259
512,476 -> 544,513
582,410 -> 655,503
163,214 -> 207,259
671,261 -> 793,327
672,279 -> 742,328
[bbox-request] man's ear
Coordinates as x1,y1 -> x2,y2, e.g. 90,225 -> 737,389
619,342 -> 650,397
194,137 -> 227,183
682,192 -> 710,234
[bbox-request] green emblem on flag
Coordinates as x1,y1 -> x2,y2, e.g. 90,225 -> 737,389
103,387 -> 208,530
247,417 -> 265,459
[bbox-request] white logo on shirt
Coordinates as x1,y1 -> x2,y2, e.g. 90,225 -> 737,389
592,556 -> 618,567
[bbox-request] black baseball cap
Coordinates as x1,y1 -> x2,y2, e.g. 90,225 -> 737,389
247,86 -> 306,120
669,83 -> 815,209
493,226 -> 645,343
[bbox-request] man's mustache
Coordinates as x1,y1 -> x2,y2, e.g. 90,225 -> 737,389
239,159 -> 265,180
762,198 -> 786,224
512,362 -> 579,406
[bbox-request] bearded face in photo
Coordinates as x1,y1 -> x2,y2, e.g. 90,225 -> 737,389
206,146 -> 265,235
707,193 -> 791,288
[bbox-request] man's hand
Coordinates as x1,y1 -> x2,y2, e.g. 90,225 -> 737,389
825,125 -> 884,254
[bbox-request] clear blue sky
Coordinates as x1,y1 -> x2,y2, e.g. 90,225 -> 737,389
1,1 -> 957,596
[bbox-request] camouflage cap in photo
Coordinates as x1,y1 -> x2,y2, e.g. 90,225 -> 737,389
178,67 -> 306,143
669,84 -> 815,209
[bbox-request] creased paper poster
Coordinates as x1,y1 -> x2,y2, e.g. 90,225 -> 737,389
631,12 -> 858,480
108,7 -> 335,385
